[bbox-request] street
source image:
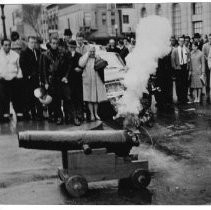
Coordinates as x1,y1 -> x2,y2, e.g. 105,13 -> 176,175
0,103 -> 211,204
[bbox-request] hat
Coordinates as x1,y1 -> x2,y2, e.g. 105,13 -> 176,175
34,87 -> 52,105
194,33 -> 201,39
34,87 -> 46,98
64,28 -> 72,36
68,40 -> 77,47
39,95 -> 52,105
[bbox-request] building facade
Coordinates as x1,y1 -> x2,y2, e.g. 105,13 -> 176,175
124,2 -> 211,38
58,4 -> 120,40
2,3 -> 211,42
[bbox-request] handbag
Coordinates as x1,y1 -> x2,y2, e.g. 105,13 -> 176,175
94,58 -> 108,83
94,58 -> 108,71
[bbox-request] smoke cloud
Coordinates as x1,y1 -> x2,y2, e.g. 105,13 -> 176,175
117,15 -> 172,115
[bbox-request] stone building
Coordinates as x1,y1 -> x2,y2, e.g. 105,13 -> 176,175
122,2 -> 211,38
58,4 -> 120,40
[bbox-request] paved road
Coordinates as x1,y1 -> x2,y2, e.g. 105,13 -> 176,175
0,104 -> 211,204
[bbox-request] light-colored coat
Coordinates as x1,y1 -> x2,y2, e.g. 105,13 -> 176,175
79,53 -> 107,103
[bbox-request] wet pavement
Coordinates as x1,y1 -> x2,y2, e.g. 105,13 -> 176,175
0,103 -> 211,204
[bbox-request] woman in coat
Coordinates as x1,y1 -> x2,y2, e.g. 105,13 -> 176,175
189,41 -> 205,103
79,46 -> 107,121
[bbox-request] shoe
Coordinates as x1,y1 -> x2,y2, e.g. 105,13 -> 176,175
64,117 -> 71,124
3,116 -> 10,123
48,115 -> 55,123
31,114 -> 37,121
17,114 -> 24,121
36,116 -> 44,121
73,118 -> 81,126
23,113 -> 31,121
90,116 -> 96,122
95,115 -> 101,121
56,118 -> 63,125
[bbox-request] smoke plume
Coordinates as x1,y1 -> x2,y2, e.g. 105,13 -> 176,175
117,15 -> 172,115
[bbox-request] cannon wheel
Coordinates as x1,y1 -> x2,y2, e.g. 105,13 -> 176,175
131,169 -> 151,189
65,175 -> 88,198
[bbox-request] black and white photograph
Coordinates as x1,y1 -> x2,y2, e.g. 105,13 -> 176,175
0,0 -> 210,205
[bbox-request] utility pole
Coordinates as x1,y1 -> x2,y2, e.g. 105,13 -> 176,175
1,4 -> 7,39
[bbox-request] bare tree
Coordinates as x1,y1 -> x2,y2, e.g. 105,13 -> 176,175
22,4 -> 42,37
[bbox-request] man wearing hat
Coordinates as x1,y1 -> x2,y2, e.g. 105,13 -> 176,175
63,29 -> 73,52
62,40 -> 83,126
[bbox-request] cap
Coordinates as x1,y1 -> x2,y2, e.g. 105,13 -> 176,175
64,28 -> 72,36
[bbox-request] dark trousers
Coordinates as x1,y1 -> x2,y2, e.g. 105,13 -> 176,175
0,80 -> 9,117
175,64 -> 189,104
72,92 -> 83,120
205,61 -> 210,96
48,83 -> 64,119
62,83 -> 83,121
48,96 -> 63,119
23,78 -> 43,117
0,79 -> 24,118
61,83 -> 72,119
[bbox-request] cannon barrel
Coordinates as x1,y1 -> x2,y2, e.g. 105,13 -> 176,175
18,130 -> 140,156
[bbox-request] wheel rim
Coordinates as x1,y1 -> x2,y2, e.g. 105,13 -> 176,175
65,175 -> 88,197
131,169 -> 151,189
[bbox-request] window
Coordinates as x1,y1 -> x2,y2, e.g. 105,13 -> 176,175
141,7 -> 147,18
111,19 -> 115,25
193,21 -> 203,34
172,3 -> 181,37
102,13 -> 106,25
116,4 -> 133,9
155,4 -> 162,16
84,12 -> 91,26
123,15 -> 129,24
192,3 -> 202,15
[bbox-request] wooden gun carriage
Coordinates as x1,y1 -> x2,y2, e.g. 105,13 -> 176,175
18,129 -> 151,197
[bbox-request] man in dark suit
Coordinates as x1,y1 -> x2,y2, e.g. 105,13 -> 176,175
62,40 -> 83,126
171,36 -> 190,105
39,36 -> 67,125
19,36 -> 43,120
118,40 -> 129,64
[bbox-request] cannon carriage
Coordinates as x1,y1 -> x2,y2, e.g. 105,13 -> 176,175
18,129 -> 151,198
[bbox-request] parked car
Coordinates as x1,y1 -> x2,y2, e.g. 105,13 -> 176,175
97,51 -> 127,99
96,50 -> 127,120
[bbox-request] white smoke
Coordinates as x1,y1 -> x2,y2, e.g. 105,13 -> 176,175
117,15 -> 172,115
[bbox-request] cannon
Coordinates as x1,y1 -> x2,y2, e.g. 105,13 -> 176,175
18,130 -> 151,197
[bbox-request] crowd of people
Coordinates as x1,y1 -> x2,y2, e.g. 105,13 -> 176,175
0,29 -> 112,125
0,28 -> 210,125
153,33 -> 211,110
